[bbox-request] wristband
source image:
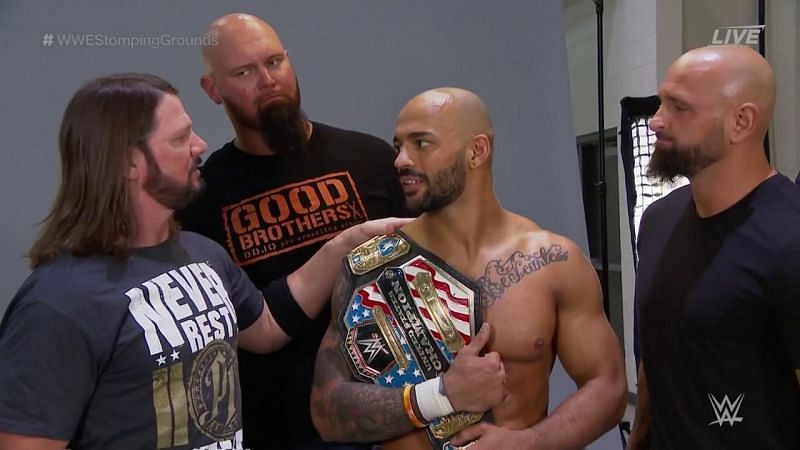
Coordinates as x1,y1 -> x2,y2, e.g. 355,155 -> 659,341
403,384 -> 427,428
414,376 -> 455,421
261,276 -> 311,338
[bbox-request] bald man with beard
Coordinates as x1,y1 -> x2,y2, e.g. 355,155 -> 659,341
627,46 -> 800,450
176,13 -> 407,450
310,87 -> 627,450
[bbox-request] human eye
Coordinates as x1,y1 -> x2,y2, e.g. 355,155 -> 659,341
173,129 -> 191,144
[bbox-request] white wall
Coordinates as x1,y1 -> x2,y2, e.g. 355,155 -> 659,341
768,1 -> 800,178
565,0 -> 659,138
683,0 -> 757,50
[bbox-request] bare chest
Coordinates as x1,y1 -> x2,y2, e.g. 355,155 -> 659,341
479,275 -> 557,363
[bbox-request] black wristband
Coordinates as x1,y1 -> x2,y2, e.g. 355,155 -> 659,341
261,276 -> 312,338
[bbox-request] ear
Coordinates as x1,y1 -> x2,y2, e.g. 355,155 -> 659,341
128,147 -> 146,181
728,102 -> 758,145
468,134 -> 492,169
200,74 -> 223,105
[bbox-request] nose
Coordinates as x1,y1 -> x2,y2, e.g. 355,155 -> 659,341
191,132 -> 208,157
258,66 -> 276,88
393,145 -> 413,171
649,106 -> 665,132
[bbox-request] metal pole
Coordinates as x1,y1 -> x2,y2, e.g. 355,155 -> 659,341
758,0 -> 770,162
594,0 -> 610,316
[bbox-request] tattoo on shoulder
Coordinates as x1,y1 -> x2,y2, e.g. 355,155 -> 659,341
476,244 -> 568,307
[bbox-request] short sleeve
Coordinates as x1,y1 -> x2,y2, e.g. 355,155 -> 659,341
217,252 -> 264,331
0,300 -> 97,439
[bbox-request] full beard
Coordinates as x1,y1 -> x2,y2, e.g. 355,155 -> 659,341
646,126 -> 724,183
401,156 -> 467,216
143,156 -> 205,211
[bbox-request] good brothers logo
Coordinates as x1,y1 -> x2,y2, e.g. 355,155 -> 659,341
221,172 -> 368,266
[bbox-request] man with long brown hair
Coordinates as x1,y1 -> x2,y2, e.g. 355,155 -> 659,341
0,73 -> 408,450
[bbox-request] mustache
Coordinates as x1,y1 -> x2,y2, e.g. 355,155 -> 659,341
398,168 -> 427,180
655,132 -> 673,142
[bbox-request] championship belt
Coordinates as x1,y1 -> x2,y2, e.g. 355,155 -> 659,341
340,231 -> 483,449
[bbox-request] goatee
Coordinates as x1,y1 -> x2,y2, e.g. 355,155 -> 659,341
258,94 -> 309,155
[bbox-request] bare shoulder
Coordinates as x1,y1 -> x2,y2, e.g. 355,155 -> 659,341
475,213 -> 587,307
511,216 -> 603,305
508,213 -> 586,261
509,213 -> 597,291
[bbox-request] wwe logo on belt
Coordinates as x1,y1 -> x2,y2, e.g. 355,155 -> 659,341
358,333 -> 390,364
708,393 -> 744,427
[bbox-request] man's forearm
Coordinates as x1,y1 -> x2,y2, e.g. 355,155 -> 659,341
312,343 -> 417,442
286,239 -> 341,319
314,380 -> 417,442
520,376 -> 626,449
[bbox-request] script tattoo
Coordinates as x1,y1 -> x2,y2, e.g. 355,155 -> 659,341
476,244 -> 569,307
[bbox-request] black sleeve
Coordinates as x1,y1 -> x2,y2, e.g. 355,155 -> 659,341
633,199 -> 662,364
0,300 -> 97,440
261,276 -> 311,338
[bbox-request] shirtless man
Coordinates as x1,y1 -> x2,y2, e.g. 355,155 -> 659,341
310,88 -> 626,449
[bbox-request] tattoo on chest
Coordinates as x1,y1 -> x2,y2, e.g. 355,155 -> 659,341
476,244 -> 568,307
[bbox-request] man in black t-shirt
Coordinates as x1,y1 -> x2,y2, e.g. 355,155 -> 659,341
626,47 -> 800,450
177,13 -> 408,450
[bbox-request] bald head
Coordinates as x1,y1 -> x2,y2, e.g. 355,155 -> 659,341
393,88 -> 495,214
202,13 -> 285,73
668,46 -> 776,134
401,87 -> 494,142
